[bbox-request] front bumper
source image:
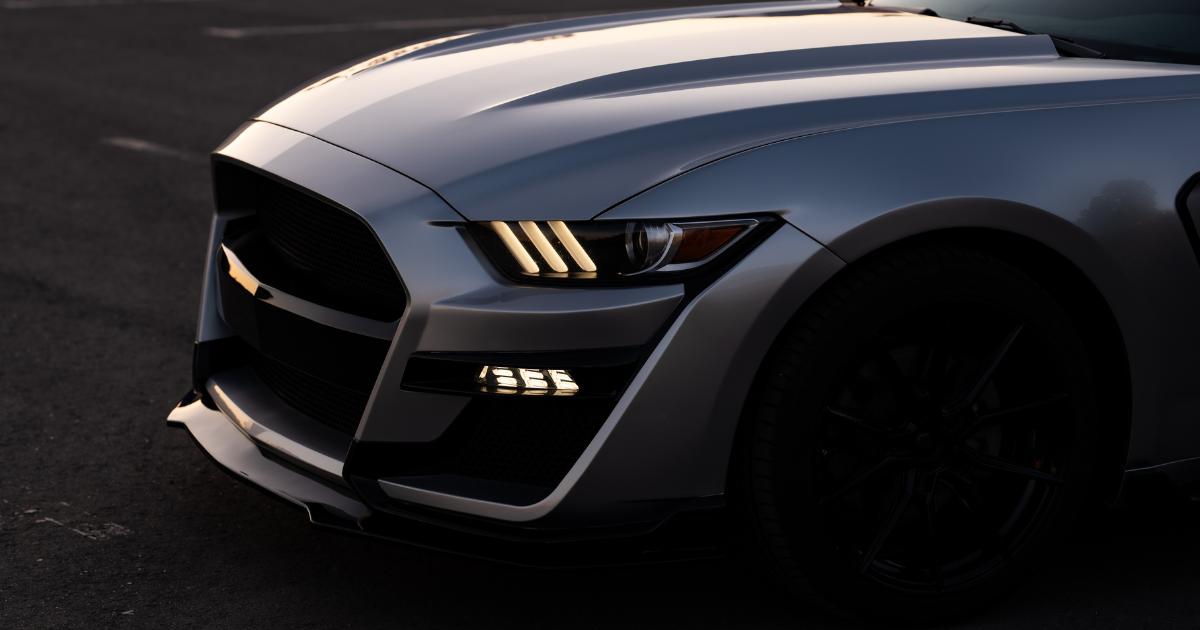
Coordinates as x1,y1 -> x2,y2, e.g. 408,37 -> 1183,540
173,120 -> 842,552
168,392 -> 723,565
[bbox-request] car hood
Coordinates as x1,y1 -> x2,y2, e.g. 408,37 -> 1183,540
256,1 -> 1196,221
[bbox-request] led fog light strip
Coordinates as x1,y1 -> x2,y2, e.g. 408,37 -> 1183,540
477,365 -> 579,396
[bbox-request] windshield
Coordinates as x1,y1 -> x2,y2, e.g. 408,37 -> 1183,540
869,0 -> 1200,66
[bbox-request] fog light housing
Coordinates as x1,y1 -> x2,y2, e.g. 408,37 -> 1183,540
401,351 -> 638,399
477,365 -> 579,396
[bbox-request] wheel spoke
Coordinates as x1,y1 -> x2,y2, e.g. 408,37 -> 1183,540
939,470 -> 981,515
924,471 -> 945,591
820,456 -> 903,505
942,324 -> 1024,415
859,469 -> 918,573
973,392 -> 1070,429
878,348 -> 917,403
940,472 -> 1010,561
915,344 -> 942,398
961,449 -> 1064,485
825,406 -> 904,441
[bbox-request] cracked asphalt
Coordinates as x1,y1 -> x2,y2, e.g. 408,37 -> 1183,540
2,1 -> 1200,628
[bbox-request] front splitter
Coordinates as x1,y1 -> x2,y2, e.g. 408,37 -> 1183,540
168,394 -> 726,567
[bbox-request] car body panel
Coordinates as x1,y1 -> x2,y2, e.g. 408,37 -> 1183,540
607,95 -> 1200,470
379,227 -> 843,522
178,2 -> 1200,541
255,4 -> 1199,225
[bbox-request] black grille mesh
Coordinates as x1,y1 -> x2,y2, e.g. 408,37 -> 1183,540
254,175 -> 405,320
211,163 -> 406,438
250,349 -> 371,436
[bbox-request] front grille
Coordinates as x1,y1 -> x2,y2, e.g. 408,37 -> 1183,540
250,349 -> 371,436
212,161 -> 406,438
216,162 -> 406,321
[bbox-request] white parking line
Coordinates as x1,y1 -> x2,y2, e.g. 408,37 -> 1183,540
2,0 -> 203,9
203,12 -> 594,39
101,136 -> 201,162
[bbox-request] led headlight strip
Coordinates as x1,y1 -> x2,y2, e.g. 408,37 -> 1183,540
547,221 -> 597,272
518,220 -> 568,272
485,218 -> 759,280
490,221 -> 541,274
490,220 -> 597,274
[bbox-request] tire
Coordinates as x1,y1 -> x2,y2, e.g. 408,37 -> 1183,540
738,245 -> 1101,623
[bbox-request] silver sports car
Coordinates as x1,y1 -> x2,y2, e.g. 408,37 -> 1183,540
168,0 -> 1200,620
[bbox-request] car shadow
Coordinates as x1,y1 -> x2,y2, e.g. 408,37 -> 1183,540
169,470 -> 1200,629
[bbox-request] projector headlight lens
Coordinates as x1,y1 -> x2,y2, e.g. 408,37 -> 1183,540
474,218 -> 763,282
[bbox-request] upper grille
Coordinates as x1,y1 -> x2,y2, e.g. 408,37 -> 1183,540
219,163 -> 406,321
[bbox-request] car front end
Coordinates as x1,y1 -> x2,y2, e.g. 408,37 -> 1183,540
168,0 -> 1200,610
169,116 -> 841,561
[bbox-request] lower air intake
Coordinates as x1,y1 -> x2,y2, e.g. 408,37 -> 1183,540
249,348 -> 371,437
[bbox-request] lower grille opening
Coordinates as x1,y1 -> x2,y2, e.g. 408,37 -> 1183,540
249,349 -> 371,437
445,397 -> 609,487
347,396 -> 614,505
345,352 -> 637,505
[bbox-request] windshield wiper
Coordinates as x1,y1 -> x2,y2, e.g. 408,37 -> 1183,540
965,16 -> 1108,59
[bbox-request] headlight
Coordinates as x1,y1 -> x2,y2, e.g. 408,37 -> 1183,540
471,217 -> 766,283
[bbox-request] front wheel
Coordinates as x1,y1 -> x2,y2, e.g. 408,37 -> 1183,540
740,246 -> 1101,622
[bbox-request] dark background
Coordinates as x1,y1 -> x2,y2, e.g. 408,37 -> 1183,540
2,1 -> 1199,627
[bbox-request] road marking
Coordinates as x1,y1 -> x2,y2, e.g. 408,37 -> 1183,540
2,0 -> 203,9
37,517 -> 133,540
27,504 -> 135,542
204,12 -> 594,39
101,136 -> 201,162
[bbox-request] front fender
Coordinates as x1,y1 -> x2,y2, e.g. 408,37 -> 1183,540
603,96 -> 1200,472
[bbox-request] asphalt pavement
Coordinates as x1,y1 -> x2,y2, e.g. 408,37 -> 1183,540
2,1 -> 1200,628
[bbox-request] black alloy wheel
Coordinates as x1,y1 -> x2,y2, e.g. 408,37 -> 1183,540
741,246 -> 1101,622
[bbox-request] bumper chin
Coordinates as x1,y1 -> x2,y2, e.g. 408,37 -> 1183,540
168,391 -> 368,522
168,393 -> 724,565
174,120 -> 842,554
